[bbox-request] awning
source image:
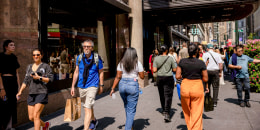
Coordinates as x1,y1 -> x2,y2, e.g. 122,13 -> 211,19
104,0 -> 131,13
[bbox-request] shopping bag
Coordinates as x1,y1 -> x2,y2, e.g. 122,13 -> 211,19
64,97 -> 81,121
176,84 -> 181,100
204,94 -> 214,112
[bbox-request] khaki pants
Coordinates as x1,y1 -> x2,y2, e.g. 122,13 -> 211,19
60,64 -> 69,74
78,87 -> 98,109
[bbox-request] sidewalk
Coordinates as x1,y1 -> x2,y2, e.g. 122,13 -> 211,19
17,77 -> 260,130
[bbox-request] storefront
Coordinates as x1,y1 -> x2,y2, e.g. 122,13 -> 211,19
38,0 -> 131,92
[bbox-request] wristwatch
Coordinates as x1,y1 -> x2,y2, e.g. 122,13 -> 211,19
100,84 -> 104,87
39,77 -> 42,81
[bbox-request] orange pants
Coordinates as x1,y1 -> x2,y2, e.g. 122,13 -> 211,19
181,79 -> 204,130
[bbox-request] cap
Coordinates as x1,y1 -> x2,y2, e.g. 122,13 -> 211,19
207,44 -> 213,49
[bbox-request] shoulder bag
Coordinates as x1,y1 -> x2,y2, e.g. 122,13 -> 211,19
153,56 -> 170,77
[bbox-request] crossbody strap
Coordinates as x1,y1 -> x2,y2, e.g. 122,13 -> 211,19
208,52 -> 218,66
157,56 -> 170,71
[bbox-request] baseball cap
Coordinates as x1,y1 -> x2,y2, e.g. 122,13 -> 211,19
207,44 -> 213,49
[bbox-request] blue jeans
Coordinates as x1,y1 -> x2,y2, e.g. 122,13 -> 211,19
236,78 -> 250,103
172,72 -> 176,83
119,78 -> 139,130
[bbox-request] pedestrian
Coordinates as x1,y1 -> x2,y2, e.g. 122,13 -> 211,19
178,42 -> 189,63
60,47 -> 69,79
202,43 -> 223,107
153,44 -> 177,122
176,43 -> 209,130
149,49 -> 159,85
215,48 -> 226,85
168,47 -> 177,85
16,48 -> 53,130
230,47 -> 237,85
0,40 -> 20,130
149,50 -> 155,82
110,47 -> 144,130
228,45 -> 260,107
70,39 -> 104,130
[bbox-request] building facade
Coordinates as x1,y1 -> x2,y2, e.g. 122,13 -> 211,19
0,0 -> 145,126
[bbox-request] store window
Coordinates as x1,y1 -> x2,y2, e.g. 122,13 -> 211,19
47,23 -> 98,81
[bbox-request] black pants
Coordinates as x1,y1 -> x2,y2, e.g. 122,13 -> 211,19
207,70 -> 220,104
0,76 -> 18,130
157,76 -> 174,114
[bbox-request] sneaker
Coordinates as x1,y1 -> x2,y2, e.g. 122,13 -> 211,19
164,113 -> 171,122
42,122 -> 51,130
246,101 -> 251,108
213,103 -> 217,107
162,112 -> 167,116
89,119 -> 99,130
240,102 -> 245,107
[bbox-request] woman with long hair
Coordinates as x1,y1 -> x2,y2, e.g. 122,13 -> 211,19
16,49 -> 53,130
176,44 -> 209,130
153,44 -> 177,122
110,47 -> 144,130
0,40 -> 20,130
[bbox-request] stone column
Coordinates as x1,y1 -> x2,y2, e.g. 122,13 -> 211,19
129,0 -> 145,88
97,20 -> 109,71
129,0 -> 143,64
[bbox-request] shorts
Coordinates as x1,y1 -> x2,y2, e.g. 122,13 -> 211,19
79,87 -> 98,109
27,94 -> 48,106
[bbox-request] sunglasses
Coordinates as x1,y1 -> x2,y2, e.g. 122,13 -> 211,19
83,46 -> 92,48
33,54 -> 41,57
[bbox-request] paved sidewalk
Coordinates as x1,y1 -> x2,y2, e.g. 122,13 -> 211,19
17,77 -> 260,130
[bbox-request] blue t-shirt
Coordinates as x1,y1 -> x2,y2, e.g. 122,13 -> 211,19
76,53 -> 103,88
229,54 -> 253,78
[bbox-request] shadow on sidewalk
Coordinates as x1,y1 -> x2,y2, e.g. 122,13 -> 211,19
50,123 -> 73,130
156,108 -> 177,119
177,124 -> 187,130
224,98 -> 239,105
118,118 -> 150,130
75,117 -> 115,130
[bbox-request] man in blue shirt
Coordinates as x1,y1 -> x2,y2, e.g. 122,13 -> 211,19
229,45 -> 260,107
71,39 -> 104,130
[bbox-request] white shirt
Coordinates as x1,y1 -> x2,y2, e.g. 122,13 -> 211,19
117,61 -> 144,79
202,50 -> 222,70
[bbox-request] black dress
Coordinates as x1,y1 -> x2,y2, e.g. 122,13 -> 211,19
0,53 -> 20,128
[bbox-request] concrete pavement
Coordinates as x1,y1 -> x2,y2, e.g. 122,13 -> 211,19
17,76 -> 260,130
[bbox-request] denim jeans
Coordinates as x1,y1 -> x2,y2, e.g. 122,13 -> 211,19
172,72 -> 176,83
236,78 -> 250,103
119,78 -> 139,130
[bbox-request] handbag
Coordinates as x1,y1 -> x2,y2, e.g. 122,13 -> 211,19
64,97 -> 81,121
204,94 -> 214,112
153,56 -> 170,77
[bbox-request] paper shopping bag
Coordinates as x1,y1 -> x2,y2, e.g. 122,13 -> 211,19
64,97 -> 81,121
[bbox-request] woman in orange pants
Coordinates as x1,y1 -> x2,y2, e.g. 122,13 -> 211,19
176,44 -> 209,130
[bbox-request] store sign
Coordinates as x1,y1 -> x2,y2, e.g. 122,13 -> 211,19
48,32 -> 60,37
48,28 -> 60,38
48,28 -> 60,32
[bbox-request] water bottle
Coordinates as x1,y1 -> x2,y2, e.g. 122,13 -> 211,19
139,89 -> 143,94
112,93 -> 116,99
3,96 -> 7,101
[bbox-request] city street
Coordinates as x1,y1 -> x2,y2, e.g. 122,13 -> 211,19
17,76 -> 260,130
